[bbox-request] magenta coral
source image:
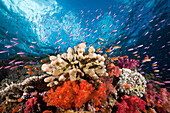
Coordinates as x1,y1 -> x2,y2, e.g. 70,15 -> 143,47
118,57 -> 139,69
116,95 -> 146,113
25,97 -> 38,113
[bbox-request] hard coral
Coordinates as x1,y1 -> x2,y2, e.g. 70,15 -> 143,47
117,68 -> 146,97
42,43 -> 108,87
118,57 -> 139,69
116,95 -> 146,113
43,80 -> 107,109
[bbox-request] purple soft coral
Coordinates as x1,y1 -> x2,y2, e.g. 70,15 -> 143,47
118,57 -> 139,69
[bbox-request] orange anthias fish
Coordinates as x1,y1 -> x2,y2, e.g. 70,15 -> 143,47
27,68 -> 33,71
137,56 -> 140,58
111,57 -> 118,60
96,48 -> 100,52
155,103 -> 163,108
27,71 -> 34,74
41,59 -> 48,63
134,54 -> 138,56
142,58 -> 151,63
18,98 -> 23,102
154,70 -> 159,72
146,99 -> 151,106
106,49 -> 112,53
142,55 -> 151,62
123,55 -> 128,58
12,106 -> 21,113
112,46 -> 121,50
148,108 -> 154,113
43,110 -> 53,113
98,37 -> 104,41
24,65 -> 30,68
35,67 -> 41,71
102,54 -> 107,57
152,64 -> 157,67
122,85 -> 130,88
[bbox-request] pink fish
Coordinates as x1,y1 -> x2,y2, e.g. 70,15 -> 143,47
54,39 -> 62,44
10,66 -> 19,70
41,36 -> 47,42
0,51 -> 8,53
5,45 -> 13,48
13,38 -> 18,40
9,60 -> 15,64
15,61 -> 23,64
0,66 -> 3,70
4,66 -> 11,69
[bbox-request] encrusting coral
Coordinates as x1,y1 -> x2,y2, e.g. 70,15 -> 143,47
42,43 -> 108,87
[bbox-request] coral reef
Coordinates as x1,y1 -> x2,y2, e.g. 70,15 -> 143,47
117,68 -> 147,97
0,43 -> 168,113
42,43 -> 108,87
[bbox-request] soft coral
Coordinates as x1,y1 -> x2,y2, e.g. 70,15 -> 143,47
116,95 -> 146,113
43,80 -> 107,109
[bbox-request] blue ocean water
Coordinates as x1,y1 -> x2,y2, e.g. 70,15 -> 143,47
0,0 -> 169,79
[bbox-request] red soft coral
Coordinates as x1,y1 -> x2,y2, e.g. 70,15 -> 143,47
116,95 -> 146,113
43,80 -> 107,109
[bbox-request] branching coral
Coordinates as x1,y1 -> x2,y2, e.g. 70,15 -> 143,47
117,68 -> 146,97
43,80 -> 107,109
116,95 -> 146,113
41,43 -> 108,87
118,57 -> 139,69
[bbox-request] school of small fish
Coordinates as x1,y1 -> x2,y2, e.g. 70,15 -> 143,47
0,0 -> 169,88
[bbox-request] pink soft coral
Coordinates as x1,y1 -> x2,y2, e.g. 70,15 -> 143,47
109,66 -> 122,77
25,97 -> 38,113
144,84 -> 157,107
116,95 -> 146,113
155,88 -> 170,113
118,57 -> 139,69
100,76 -> 117,95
